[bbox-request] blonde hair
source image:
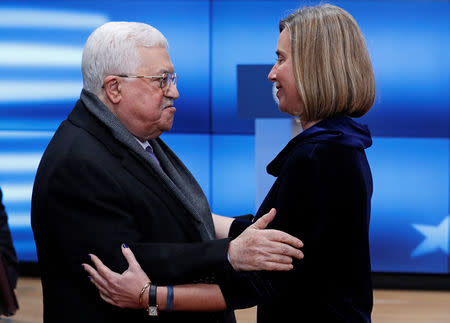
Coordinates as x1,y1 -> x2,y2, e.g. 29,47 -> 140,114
280,4 -> 375,121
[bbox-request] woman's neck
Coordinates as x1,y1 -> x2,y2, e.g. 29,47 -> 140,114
301,119 -> 321,131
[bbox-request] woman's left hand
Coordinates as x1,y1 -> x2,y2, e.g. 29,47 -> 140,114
82,243 -> 150,309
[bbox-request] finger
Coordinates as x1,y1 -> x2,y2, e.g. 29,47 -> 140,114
260,241 -> 303,259
99,291 -> 118,307
266,254 -> 293,265
272,242 -> 304,259
251,208 -> 276,230
121,243 -> 141,269
90,276 -> 113,299
89,253 -> 119,279
263,262 -> 294,271
83,263 -> 110,291
264,230 -> 303,248
82,263 -> 101,282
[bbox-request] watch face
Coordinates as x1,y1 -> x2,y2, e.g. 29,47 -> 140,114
149,306 -> 158,316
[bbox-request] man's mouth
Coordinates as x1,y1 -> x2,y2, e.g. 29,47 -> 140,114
161,101 -> 175,110
162,105 -> 176,113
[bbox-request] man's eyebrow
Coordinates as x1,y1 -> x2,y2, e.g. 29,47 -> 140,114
157,68 -> 172,74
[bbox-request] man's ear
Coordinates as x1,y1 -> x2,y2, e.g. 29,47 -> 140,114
103,75 -> 122,104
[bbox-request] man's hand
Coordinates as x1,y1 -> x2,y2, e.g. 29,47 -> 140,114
228,208 -> 304,271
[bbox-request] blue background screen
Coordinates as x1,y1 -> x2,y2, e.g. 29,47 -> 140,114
0,0 -> 448,274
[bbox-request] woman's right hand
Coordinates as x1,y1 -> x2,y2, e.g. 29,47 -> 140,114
82,243 -> 151,309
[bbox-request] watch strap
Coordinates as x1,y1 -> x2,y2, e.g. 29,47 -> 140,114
148,284 -> 158,316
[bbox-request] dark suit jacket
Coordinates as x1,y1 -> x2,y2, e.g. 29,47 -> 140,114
0,188 -> 18,289
223,116 -> 373,323
31,97 -> 233,323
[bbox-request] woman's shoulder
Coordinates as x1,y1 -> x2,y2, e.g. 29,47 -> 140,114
284,140 -> 363,173
288,140 -> 349,160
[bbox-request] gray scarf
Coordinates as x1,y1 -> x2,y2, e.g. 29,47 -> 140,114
80,89 -> 215,240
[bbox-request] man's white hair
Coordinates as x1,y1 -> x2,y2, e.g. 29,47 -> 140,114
81,21 -> 168,94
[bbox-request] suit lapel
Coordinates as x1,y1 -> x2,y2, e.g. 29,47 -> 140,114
121,152 -> 204,223
120,146 -> 213,240
151,139 -> 215,239
67,100 -> 211,239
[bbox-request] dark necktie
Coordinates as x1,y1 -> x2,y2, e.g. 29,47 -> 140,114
145,145 -> 161,167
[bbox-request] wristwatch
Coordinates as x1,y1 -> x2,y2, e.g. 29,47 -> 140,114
148,284 -> 159,316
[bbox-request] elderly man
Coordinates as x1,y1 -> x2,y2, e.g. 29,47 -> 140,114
31,22 -> 303,323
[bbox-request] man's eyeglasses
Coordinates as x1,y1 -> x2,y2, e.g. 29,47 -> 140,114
114,72 -> 178,92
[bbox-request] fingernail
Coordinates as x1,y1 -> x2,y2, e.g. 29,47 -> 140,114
88,276 -> 92,281
88,254 -> 92,259
122,243 -> 128,248
81,264 -> 85,270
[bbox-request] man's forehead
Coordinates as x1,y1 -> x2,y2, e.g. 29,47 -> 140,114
138,45 -> 170,59
138,44 -> 167,51
137,46 -> 174,72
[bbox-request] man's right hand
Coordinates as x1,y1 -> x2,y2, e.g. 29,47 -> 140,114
228,208 -> 304,271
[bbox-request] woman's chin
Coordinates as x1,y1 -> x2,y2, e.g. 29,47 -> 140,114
278,104 -> 287,114
278,105 -> 294,116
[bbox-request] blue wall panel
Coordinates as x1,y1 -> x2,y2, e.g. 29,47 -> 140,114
160,133 -> 211,201
368,137 -> 449,273
211,135 -> 255,216
0,0 -> 211,133
0,0 -> 448,275
0,131 -> 53,261
211,0 -> 292,134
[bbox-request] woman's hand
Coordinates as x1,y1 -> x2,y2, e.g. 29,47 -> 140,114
82,243 -> 150,309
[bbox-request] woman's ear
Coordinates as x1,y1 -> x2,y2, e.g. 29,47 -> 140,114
103,75 -> 122,104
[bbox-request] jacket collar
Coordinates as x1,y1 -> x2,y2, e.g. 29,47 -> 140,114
67,93 -> 215,240
267,115 -> 372,176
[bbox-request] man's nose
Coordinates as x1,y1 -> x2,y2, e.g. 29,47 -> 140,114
165,82 -> 179,100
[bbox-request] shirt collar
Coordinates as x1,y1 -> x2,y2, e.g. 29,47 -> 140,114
134,137 -> 151,150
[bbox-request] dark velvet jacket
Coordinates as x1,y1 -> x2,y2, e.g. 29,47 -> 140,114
225,115 -> 373,323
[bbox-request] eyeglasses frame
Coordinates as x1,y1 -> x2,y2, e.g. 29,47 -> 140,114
114,72 -> 178,92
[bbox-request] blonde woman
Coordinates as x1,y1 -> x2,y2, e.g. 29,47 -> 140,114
85,4 -> 375,322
